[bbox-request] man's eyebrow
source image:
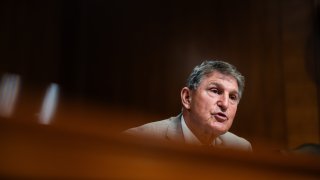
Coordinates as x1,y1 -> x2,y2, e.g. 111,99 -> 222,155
208,82 -> 239,95
208,82 -> 220,86
230,90 -> 240,97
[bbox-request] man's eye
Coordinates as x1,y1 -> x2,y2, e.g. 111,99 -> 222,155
230,95 -> 238,101
210,88 -> 219,94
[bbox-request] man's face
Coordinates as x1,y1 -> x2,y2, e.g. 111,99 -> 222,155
188,71 -> 239,137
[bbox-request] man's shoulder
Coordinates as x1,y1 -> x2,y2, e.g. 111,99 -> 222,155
219,132 -> 252,151
123,115 -> 180,137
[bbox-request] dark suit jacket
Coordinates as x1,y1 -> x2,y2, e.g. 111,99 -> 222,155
124,114 -> 252,151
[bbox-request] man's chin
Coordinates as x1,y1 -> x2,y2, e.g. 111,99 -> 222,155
210,123 -> 229,135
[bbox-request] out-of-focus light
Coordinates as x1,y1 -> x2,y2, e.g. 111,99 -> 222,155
38,83 -> 59,125
0,74 -> 21,118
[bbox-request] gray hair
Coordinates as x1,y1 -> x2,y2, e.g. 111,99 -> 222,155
186,60 -> 245,99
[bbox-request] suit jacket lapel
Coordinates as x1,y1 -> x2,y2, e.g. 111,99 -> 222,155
165,114 -> 185,143
215,136 -> 223,146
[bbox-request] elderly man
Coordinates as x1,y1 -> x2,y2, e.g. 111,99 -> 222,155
124,60 -> 252,151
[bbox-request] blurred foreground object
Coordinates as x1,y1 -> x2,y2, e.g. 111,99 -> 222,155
38,83 -> 59,125
289,143 -> 320,156
1,116 -> 320,179
0,74 -> 21,118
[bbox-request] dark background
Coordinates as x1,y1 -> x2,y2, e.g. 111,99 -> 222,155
0,0 -> 319,150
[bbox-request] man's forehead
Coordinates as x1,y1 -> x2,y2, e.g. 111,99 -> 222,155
204,71 -> 236,82
202,72 -> 239,91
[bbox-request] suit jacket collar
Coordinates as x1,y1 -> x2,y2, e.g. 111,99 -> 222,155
165,114 -> 185,143
165,113 -> 224,146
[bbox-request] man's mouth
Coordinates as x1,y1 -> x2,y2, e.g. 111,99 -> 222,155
212,112 -> 228,122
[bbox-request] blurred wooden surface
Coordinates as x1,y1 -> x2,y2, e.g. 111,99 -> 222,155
1,116 -> 320,179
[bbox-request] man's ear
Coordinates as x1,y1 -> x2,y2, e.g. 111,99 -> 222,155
181,87 -> 192,110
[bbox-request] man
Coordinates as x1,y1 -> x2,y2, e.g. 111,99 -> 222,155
124,60 -> 252,151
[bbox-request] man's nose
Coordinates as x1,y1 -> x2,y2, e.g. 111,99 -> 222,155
217,94 -> 229,111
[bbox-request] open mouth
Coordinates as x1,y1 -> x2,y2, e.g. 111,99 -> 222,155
212,112 -> 228,122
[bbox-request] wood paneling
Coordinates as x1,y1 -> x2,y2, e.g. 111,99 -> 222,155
281,0 -> 319,148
